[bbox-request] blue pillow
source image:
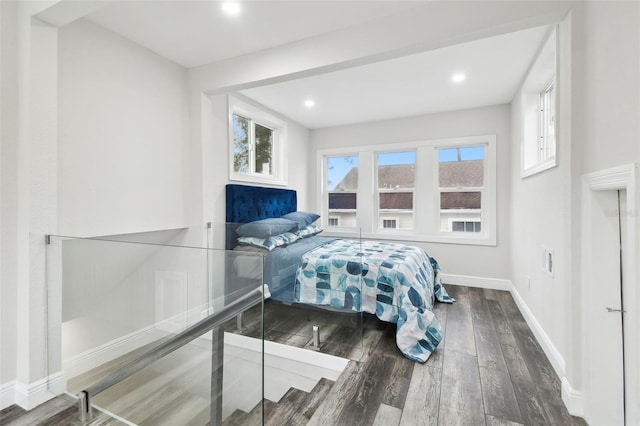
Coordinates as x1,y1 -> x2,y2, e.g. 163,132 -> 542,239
236,218 -> 298,239
282,211 -> 320,228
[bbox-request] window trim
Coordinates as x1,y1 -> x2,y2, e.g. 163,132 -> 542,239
317,135 -> 496,246
228,95 -> 287,186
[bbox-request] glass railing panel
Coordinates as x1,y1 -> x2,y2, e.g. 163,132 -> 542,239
211,221 -> 375,425
215,221 -> 364,363
46,234 -> 264,425
77,327 -> 263,426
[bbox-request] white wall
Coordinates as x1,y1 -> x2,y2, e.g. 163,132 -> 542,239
509,16 -> 572,379
311,105 -> 512,280
57,19 -> 190,236
580,3 -> 639,174
1,1 -> 61,408
0,0 -> 18,389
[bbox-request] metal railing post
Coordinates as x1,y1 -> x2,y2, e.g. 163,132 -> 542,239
78,390 -> 91,421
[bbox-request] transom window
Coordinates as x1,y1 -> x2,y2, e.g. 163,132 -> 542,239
228,95 -> 287,185
318,135 -> 496,246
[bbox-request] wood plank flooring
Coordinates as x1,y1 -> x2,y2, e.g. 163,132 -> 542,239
1,285 -> 586,426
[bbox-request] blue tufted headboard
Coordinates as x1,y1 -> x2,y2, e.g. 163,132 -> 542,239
225,184 -> 297,249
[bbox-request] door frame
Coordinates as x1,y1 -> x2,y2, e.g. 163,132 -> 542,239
581,163 -> 638,425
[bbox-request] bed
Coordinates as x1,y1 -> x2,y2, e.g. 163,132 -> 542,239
225,184 -> 453,363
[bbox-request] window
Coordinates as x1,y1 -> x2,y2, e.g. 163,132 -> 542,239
377,151 -> 415,230
229,96 -> 287,185
438,146 -> 484,233
521,27 -> 557,177
325,155 -> 358,228
318,135 -> 496,245
381,219 -> 398,229
539,80 -> 555,162
452,220 -> 482,232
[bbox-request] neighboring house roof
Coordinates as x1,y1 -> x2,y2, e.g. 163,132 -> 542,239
334,167 -> 358,191
439,160 -> 483,188
330,161 -> 483,210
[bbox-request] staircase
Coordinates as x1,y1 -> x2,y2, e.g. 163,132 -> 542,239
223,378 -> 335,426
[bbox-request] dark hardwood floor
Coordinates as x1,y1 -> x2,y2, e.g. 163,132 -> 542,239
0,285 -> 586,425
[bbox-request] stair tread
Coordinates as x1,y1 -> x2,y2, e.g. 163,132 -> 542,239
288,378 -> 335,426
223,377 -> 337,426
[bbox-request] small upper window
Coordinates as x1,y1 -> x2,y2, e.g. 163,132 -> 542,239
521,26 -> 557,178
228,96 -> 287,185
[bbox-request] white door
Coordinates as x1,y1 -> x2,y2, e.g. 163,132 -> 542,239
586,190 -> 625,425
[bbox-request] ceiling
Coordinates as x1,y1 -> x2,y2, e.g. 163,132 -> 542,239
77,1 -> 551,129
240,26 -> 550,128
85,1 -> 424,68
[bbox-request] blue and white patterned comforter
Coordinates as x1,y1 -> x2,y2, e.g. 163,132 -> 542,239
294,239 -> 453,363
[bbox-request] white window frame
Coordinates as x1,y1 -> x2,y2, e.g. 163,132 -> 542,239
317,135 -> 496,246
521,26 -> 557,178
228,95 -> 287,186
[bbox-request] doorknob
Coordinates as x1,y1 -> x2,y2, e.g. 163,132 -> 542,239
606,307 -> 626,313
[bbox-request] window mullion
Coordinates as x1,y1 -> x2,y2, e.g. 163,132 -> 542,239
358,151 -> 375,234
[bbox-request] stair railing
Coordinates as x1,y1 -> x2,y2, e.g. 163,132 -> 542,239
77,286 -> 264,424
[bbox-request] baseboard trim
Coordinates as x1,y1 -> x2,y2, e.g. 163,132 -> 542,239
509,284 -> 566,378
0,381 -> 16,410
561,377 -> 585,417
62,325 -> 168,379
12,372 -> 64,410
440,273 -> 511,291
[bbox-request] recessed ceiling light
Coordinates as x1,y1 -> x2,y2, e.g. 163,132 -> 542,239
304,99 -> 315,108
452,72 -> 466,83
222,2 -> 241,16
